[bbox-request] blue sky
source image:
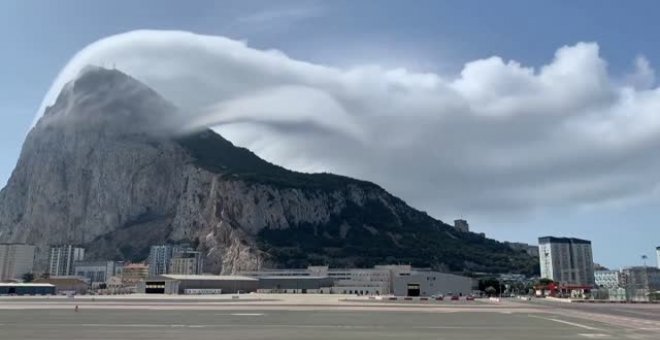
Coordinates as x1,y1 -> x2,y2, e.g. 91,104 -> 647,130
1,0 -> 659,268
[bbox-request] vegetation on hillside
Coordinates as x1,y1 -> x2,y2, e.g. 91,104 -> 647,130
177,131 -> 379,191
177,130 -> 539,275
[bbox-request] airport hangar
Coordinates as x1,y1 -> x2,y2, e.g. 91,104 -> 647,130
138,274 -> 335,294
0,283 -> 56,295
138,275 -> 258,295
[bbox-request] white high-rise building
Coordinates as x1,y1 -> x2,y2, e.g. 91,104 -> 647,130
48,245 -> 85,276
169,250 -> 204,275
0,243 -> 36,281
538,236 -> 595,286
148,245 -> 191,276
149,245 -> 174,276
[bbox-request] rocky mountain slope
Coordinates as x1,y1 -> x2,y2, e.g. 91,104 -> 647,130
0,67 -> 537,275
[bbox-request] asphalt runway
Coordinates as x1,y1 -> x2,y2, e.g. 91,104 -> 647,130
0,297 -> 658,339
530,299 -> 660,322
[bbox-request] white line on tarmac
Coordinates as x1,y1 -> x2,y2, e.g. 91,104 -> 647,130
577,334 -> 611,338
214,313 -> 265,316
4,323 -> 576,331
529,316 -> 600,331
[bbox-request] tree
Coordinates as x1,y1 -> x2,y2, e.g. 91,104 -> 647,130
21,272 -> 34,283
484,286 -> 497,296
479,278 -> 502,295
538,278 -> 554,286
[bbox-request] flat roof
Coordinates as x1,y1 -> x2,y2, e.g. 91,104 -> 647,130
160,275 -> 258,281
0,283 -> 55,287
258,276 -> 331,280
538,236 -> 591,245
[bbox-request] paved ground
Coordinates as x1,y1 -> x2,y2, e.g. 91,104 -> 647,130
530,298 -> 660,322
0,296 -> 658,339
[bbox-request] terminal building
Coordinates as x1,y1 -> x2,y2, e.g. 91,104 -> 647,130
136,265 -> 475,296
257,276 -> 335,294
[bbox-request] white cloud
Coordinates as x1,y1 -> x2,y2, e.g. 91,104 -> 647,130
625,55 -> 656,90
35,30 -> 660,219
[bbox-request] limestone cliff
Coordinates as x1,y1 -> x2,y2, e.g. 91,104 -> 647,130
0,67 -> 537,275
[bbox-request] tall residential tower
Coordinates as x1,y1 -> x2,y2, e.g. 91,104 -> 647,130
0,243 -> 36,281
538,236 -> 595,286
48,245 -> 85,276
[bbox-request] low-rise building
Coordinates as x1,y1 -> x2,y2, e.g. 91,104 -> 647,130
595,270 -> 623,289
74,261 -> 122,286
121,263 -> 149,286
594,269 -> 626,301
621,266 -> 660,302
33,277 -> 87,295
0,283 -> 55,295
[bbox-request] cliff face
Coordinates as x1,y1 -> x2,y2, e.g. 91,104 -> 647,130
0,67 -> 537,275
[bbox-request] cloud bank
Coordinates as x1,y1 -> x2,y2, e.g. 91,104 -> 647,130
36,30 -> 660,218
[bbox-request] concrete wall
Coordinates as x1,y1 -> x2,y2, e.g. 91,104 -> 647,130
178,279 -> 258,294
258,277 -> 334,291
140,278 -> 259,294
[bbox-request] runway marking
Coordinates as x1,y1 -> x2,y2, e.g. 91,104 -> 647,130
578,334 -> 611,338
529,315 -> 600,331
81,323 -> 163,328
12,323 -> 593,331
